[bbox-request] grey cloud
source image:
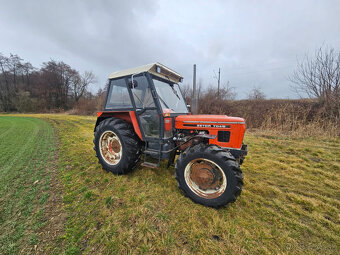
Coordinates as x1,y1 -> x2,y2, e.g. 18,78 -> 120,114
0,0 -> 339,98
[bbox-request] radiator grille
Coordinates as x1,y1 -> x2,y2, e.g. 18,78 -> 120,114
217,131 -> 230,142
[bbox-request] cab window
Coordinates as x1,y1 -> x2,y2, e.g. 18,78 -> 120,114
105,78 -> 132,109
128,75 -> 155,108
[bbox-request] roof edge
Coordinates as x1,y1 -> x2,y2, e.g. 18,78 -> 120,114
108,63 -> 183,83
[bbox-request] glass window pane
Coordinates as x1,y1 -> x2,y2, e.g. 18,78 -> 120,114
128,75 -> 155,108
139,109 -> 159,137
105,78 -> 132,109
153,78 -> 188,113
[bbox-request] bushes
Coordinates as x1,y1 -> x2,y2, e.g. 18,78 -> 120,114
15,91 -> 42,112
67,83 -> 340,136
196,97 -> 339,136
70,89 -> 106,115
72,98 -> 97,115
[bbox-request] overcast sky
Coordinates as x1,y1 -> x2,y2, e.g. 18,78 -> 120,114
0,0 -> 339,98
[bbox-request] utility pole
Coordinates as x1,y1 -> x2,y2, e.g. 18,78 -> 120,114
217,68 -> 220,97
192,64 -> 197,114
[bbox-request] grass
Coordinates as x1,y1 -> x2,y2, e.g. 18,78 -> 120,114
0,114 -> 339,254
0,116 -> 59,254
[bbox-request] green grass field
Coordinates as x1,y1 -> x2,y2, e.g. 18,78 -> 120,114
0,116 -> 58,254
0,114 -> 339,254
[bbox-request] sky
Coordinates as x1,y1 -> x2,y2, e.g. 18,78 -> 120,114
0,0 -> 339,99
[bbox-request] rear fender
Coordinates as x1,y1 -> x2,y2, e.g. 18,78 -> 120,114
95,111 -> 143,141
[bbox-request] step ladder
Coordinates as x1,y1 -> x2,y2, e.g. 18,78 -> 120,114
141,142 -> 162,169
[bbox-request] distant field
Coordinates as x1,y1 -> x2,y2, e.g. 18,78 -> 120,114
0,114 -> 339,254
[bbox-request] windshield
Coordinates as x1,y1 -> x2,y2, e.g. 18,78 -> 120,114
153,78 -> 188,113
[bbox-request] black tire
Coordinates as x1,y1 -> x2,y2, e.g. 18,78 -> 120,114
175,144 -> 243,207
94,118 -> 142,174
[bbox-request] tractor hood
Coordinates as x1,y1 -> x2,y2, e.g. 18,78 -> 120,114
175,115 -> 245,128
174,114 -> 246,150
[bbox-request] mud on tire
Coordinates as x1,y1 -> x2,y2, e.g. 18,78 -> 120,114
94,118 -> 142,174
175,144 -> 243,207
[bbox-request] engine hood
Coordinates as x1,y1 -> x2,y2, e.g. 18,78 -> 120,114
175,114 -> 245,125
174,114 -> 246,150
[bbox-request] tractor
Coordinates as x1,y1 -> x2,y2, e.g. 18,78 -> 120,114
93,63 -> 247,207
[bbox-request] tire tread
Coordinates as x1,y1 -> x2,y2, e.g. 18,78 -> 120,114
175,144 -> 243,207
94,117 -> 142,174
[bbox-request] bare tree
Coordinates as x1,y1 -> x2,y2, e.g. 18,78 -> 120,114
8,54 -> 23,87
0,52 -> 100,112
218,81 -> 236,100
0,53 -> 10,111
196,82 -> 237,114
180,83 -> 192,104
40,60 -> 80,109
73,71 -> 96,102
21,62 -> 34,89
247,86 -> 266,100
0,53 -> 21,111
290,46 -> 340,118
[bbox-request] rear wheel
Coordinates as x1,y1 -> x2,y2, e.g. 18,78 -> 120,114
94,118 -> 141,174
175,144 -> 243,207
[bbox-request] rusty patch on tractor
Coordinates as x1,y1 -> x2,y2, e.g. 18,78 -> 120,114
111,140 -> 121,153
177,140 -> 193,151
190,163 -> 220,191
184,158 -> 227,199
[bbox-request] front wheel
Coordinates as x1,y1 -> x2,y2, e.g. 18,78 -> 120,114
175,144 -> 243,207
94,118 -> 141,174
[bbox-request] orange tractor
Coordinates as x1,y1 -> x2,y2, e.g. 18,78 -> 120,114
94,63 -> 247,207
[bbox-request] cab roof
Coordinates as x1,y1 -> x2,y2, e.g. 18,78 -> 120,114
108,62 -> 183,83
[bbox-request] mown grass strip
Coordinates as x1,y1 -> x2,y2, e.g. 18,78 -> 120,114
0,116 -> 59,254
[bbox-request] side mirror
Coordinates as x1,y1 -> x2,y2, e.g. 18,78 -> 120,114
128,80 -> 138,89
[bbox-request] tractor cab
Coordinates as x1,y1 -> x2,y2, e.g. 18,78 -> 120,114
97,63 -> 190,160
94,63 -> 247,208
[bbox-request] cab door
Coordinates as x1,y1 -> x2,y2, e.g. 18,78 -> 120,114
128,74 -> 161,140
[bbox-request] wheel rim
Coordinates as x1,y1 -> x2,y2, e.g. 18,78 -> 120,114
184,158 -> 227,199
99,131 -> 122,165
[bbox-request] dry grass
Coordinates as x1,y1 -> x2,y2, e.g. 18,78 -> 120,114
197,98 -> 339,137
258,103 -> 339,137
1,114 -> 339,254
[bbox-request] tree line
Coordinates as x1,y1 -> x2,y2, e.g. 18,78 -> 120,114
290,46 -> 340,120
0,53 -> 95,112
1,46 -> 338,123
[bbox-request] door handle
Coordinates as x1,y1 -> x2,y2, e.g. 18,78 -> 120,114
136,108 -> 146,114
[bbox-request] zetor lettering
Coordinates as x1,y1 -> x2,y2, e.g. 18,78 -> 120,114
93,63 -> 247,208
